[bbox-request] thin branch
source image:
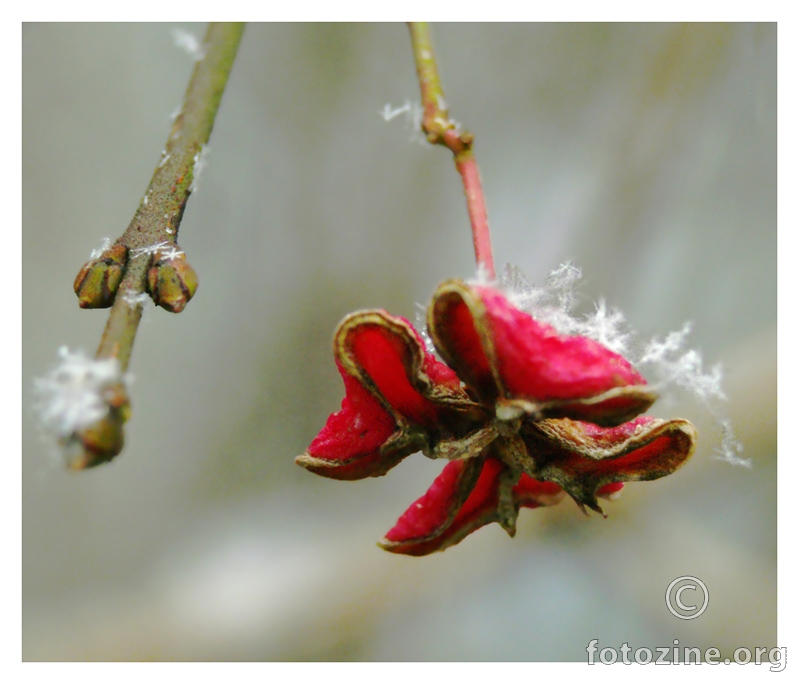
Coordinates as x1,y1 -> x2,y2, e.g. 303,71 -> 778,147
407,22 -> 495,279
65,23 -> 245,469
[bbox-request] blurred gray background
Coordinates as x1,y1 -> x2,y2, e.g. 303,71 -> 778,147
22,23 -> 776,661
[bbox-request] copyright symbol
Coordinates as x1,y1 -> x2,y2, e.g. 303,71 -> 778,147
665,576 -> 709,620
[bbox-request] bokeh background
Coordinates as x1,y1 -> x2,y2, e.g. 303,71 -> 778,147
22,23 -> 776,661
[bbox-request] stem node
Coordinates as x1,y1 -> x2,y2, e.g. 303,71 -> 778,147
407,23 -> 495,280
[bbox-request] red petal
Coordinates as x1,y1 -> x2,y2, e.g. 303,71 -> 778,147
381,458 -> 565,556
343,311 -> 465,428
297,310 -> 476,481
512,473 -> 565,509
296,363 -> 404,480
526,416 -> 697,512
476,285 -> 647,401
380,458 -> 498,556
429,280 -> 651,425
535,386 -> 657,427
428,285 -> 498,403
597,482 -> 625,500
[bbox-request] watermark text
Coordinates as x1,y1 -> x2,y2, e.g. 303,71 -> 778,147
587,640 -> 786,671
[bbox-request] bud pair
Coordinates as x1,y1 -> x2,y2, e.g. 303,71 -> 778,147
74,240 -> 199,313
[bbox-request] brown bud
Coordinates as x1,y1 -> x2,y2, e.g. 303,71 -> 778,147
63,383 -> 131,470
146,249 -> 198,313
74,242 -> 128,308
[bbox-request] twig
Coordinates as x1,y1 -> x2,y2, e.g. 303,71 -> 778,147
65,23 -> 245,469
407,22 -> 495,279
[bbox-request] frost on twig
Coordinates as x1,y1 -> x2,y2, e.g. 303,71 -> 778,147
470,262 -> 495,288
131,241 -> 183,260
380,100 -> 426,144
121,290 -> 151,308
35,347 -> 132,468
171,29 -> 206,61
34,348 -> 132,467
89,237 -> 112,260
189,145 -> 210,193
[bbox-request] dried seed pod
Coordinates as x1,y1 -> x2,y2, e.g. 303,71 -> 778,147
73,242 -> 128,308
146,249 -> 199,313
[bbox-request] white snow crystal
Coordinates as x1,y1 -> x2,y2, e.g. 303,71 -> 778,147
35,347 -> 131,438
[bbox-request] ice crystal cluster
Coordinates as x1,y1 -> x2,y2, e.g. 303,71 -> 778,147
190,145 -> 210,193
171,29 -> 206,61
89,237 -> 113,261
492,263 -> 745,466
34,347 -> 130,439
380,100 -> 426,144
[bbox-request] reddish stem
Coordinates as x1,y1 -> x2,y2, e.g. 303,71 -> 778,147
455,151 -> 492,279
407,23 -> 495,280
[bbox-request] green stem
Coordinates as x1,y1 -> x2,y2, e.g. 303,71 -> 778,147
65,23 -> 244,469
96,22 -> 245,368
407,22 -> 495,279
